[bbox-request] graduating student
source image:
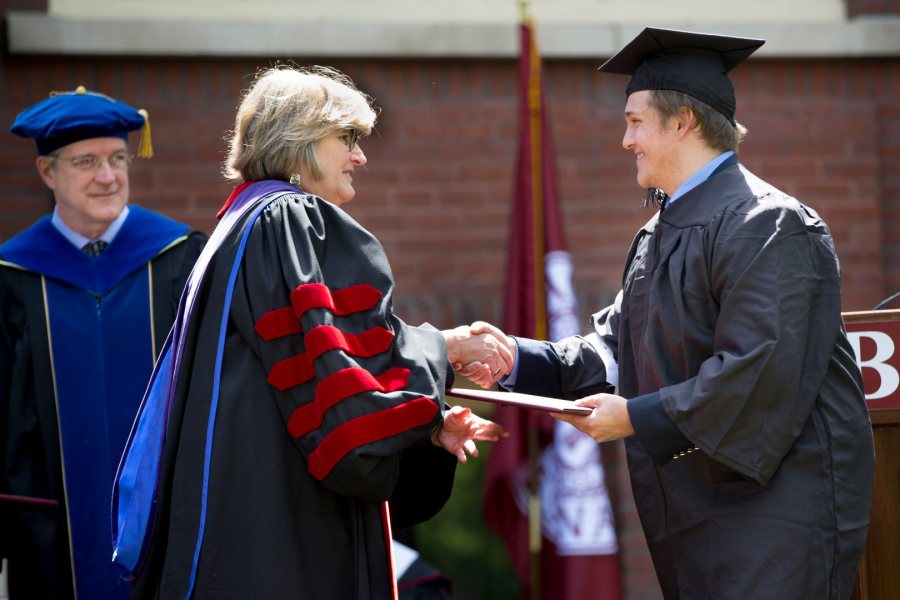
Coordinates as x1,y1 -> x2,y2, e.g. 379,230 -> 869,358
466,28 -> 875,599
0,88 -> 206,599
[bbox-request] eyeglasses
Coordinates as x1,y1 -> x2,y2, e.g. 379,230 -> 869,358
338,128 -> 360,151
52,151 -> 133,172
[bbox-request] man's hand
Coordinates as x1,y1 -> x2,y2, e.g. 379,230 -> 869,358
443,321 -> 515,385
432,405 -> 508,463
551,393 -> 635,442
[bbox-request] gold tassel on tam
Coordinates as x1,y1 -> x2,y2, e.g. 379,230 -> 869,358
137,108 -> 153,158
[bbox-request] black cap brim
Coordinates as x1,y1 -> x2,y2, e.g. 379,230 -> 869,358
599,27 -> 765,75
598,27 -> 764,124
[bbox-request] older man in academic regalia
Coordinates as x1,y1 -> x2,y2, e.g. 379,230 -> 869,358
469,28 -> 875,599
0,88 -> 206,599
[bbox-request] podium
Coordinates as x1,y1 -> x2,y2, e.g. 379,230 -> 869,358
843,309 -> 900,600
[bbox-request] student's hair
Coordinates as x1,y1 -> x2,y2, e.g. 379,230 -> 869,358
649,89 -> 746,153
224,65 -> 377,183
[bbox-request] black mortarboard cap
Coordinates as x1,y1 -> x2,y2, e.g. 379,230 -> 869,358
598,27 -> 765,125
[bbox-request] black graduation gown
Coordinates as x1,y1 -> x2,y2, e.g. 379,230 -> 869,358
131,184 -> 457,600
0,208 -> 206,600
514,160 -> 875,599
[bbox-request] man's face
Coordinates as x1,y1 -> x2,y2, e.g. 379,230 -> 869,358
36,137 -> 130,238
621,90 -> 679,195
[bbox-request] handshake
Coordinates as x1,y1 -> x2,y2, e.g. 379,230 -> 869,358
443,322 -> 633,444
442,321 -> 514,389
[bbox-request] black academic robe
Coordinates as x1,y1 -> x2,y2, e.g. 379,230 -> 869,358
0,208 -> 206,600
131,182 -> 457,600
514,159 -> 875,599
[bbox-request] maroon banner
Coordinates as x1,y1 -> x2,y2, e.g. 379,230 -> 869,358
482,17 -> 622,600
845,316 -> 900,410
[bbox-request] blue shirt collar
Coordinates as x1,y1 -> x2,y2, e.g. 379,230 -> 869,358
666,151 -> 734,208
52,205 -> 130,249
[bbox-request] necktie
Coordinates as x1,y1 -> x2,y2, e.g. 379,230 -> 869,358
82,240 -> 109,257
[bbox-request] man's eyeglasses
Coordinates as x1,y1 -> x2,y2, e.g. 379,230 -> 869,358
52,151 -> 133,172
339,128 -> 360,151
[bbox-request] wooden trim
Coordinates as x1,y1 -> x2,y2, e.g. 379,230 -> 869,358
870,408 -> 900,426
843,310 -> 900,324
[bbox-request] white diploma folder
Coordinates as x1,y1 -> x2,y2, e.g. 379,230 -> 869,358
447,387 -> 592,415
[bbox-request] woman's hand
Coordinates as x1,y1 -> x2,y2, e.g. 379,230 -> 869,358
446,321 -> 517,388
432,405 -> 508,463
443,322 -> 515,385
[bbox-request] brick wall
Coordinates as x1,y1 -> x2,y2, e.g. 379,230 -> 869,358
3,56 -> 898,311
847,0 -> 900,16
2,49 -> 899,600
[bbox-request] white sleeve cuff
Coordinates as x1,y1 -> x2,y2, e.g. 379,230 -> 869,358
584,332 -> 618,392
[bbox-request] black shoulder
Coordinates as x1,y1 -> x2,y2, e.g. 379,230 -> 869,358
183,230 -> 208,257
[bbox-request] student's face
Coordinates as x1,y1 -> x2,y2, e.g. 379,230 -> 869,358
621,90 -> 680,194
302,129 -> 367,207
37,137 -> 130,238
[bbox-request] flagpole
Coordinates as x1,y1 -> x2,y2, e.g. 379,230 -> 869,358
527,424 -> 541,600
518,4 -> 543,598
489,3 -> 623,599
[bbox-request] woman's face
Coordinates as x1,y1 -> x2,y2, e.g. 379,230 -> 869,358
301,129 -> 367,206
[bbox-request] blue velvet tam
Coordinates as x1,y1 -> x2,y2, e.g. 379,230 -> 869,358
10,85 -> 152,156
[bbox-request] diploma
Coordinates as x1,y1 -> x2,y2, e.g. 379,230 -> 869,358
447,387 -> 592,415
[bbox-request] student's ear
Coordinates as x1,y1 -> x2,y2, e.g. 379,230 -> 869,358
674,106 -> 696,138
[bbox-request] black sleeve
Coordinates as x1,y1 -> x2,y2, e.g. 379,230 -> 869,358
513,337 -> 564,397
515,336 -> 614,399
388,437 -> 457,529
628,391 -> 695,465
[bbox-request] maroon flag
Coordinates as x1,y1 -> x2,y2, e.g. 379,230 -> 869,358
482,17 -> 623,600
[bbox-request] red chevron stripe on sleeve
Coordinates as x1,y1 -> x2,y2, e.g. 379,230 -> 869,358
267,325 -> 394,391
291,283 -> 382,319
267,353 -> 315,391
287,367 -> 411,438
307,396 -> 439,480
254,283 -> 382,342
304,325 -> 394,361
255,307 -> 303,341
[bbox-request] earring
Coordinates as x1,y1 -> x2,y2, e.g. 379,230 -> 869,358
289,173 -> 301,186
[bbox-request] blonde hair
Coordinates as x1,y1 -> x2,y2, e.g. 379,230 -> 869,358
224,66 -> 377,183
